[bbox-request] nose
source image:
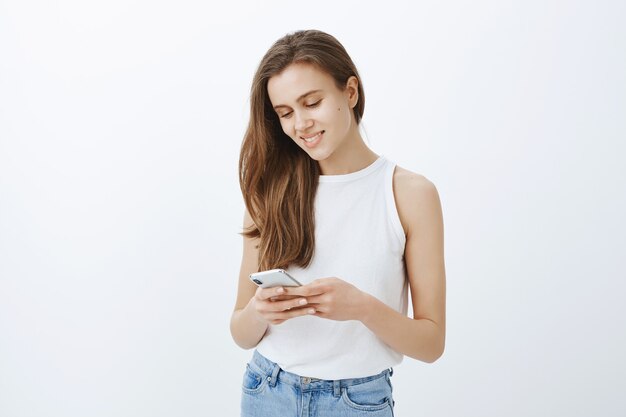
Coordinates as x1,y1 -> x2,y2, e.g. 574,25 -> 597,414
294,111 -> 313,133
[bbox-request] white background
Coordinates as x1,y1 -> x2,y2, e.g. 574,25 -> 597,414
1,1 -> 625,416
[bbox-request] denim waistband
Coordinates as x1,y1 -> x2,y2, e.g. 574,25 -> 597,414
249,349 -> 393,396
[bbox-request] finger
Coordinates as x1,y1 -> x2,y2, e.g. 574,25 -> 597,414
255,296 -> 309,313
282,284 -> 326,297
271,297 -> 310,312
256,286 -> 287,301
269,294 -> 300,302
311,310 -> 326,319
268,306 -> 317,321
301,294 -> 325,305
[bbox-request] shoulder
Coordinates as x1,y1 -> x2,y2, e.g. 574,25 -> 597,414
392,165 -> 442,238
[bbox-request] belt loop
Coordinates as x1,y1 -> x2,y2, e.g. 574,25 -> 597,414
333,380 -> 341,397
268,363 -> 280,387
389,367 -> 394,377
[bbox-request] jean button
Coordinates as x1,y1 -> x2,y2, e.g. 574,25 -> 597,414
303,377 -> 311,384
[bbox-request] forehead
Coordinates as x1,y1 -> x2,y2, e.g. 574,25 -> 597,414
267,63 -> 337,105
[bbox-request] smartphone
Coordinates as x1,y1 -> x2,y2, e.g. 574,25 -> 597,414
249,269 -> 302,288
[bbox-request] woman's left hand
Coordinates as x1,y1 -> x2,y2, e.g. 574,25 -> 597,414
282,277 -> 369,322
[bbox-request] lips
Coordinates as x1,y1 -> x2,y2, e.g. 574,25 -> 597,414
300,130 -> 324,143
299,130 -> 324,149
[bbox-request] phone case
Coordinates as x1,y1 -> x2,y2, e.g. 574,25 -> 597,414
249,269 -> 302,288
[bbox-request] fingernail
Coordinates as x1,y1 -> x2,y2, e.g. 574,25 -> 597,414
276,287 -> 284,293
308,309 -> 316,314
299,299 -> 307,305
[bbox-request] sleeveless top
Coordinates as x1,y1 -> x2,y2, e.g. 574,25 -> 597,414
256,155 -> 409,380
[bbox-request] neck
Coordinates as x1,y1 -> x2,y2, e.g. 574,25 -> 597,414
317,127 -> 379,175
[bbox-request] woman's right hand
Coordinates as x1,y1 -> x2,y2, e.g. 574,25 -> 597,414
249,286 -> 316,325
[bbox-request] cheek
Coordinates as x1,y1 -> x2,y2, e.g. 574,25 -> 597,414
327,105 -> 351,130
317,104 -> 342,124
279,119 -> 293,135
341,99 -> 356,126
326,97 -> 351,124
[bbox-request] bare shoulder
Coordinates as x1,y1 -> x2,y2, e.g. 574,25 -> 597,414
392,165 -> 442,237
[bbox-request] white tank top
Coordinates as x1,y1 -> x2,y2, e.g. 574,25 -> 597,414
256,155 -> 408,380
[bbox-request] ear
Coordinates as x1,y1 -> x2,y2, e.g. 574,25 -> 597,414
345,76 -> 359,109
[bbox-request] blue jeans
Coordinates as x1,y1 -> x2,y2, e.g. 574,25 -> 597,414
241,350 -> 395,417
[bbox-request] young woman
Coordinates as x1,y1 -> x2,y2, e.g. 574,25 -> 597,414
230,29 -> 446,416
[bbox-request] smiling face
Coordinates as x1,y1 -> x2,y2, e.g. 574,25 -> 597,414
267,62 -> 360,163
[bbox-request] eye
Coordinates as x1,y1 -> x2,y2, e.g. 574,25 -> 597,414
306,100 -> 322,108
278,111 -> 293,119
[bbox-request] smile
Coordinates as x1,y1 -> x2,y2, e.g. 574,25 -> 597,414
301,131 -> 324,143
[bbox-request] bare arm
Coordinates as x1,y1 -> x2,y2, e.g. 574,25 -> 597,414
229,209 -> 268,349
361,176 -> 446,362
229,208 -> 316,349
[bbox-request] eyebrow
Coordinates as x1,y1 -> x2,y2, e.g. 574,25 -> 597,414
272,89 -> 322,110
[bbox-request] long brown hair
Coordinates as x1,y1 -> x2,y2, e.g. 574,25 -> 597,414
238,30 -> 365,271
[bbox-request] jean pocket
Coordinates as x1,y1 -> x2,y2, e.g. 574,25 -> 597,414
241,364 -> 268,395
341,376 -> 393,412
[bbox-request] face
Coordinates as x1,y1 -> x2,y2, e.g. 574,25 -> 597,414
267,62 -> 359,162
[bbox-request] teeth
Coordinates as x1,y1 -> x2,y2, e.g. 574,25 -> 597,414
303,132 -> 322,142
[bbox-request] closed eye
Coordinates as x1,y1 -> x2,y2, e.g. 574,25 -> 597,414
277,100 -> 322,119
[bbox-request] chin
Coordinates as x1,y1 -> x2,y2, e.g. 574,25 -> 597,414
303,148 -> 333,162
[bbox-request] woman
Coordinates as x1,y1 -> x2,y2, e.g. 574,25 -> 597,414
230,29 -> 446,416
